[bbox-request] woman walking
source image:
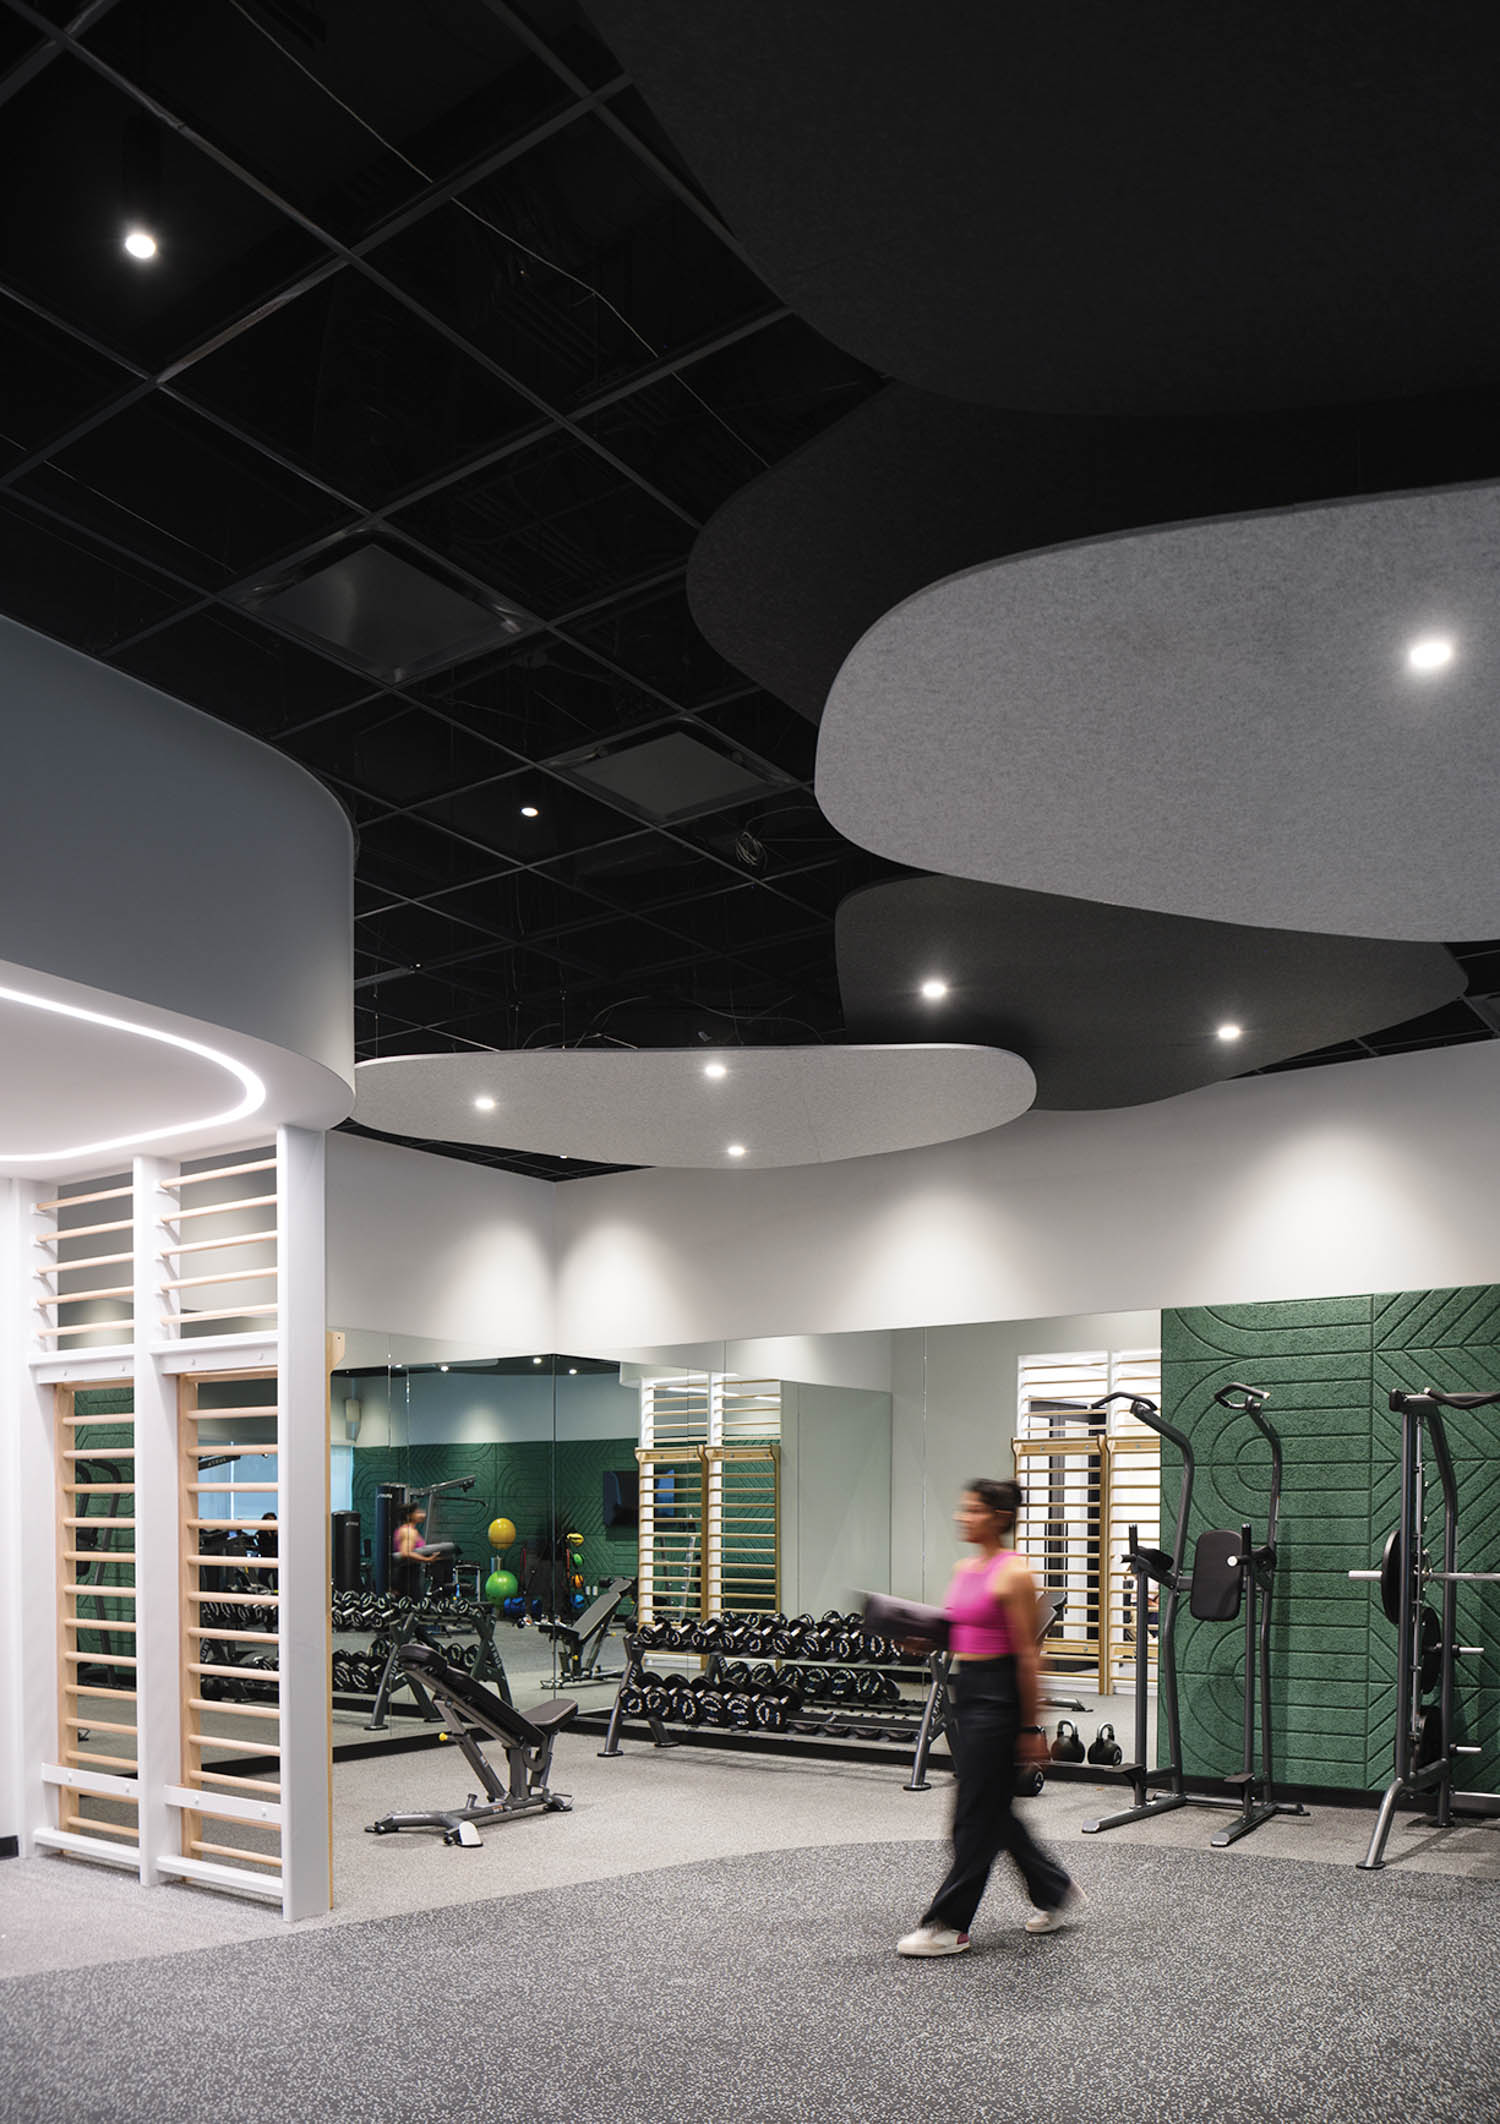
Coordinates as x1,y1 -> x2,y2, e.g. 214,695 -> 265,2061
898,1477 -> 1084,1956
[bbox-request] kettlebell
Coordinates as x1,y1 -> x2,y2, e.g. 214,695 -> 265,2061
1087,1721 -> 1124,1767
1050,1718 -> 1086,1762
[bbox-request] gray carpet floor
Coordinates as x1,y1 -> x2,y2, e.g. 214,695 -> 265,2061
6,1838 -> 1499,2124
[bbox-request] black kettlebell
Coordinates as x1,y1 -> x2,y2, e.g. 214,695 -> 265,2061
1087,1721 -> 1124,1767
1050,1718 -> 1086,1762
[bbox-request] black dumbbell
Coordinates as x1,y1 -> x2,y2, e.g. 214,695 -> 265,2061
1050,1719 -> 1086,1762
1087,1722 -> 1124,1767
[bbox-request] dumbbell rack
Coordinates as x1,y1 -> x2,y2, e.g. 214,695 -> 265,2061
329,1594 -> 509,1724
600,1633 -> 953,1791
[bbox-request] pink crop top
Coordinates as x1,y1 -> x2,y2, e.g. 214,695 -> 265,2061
946,1555 -> 1017,1658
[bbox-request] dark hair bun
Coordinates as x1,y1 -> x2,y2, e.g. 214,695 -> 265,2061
966,1477 -> 1022,1519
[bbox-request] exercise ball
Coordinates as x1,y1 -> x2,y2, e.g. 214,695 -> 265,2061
484,1569 -> 519,1605
488,1516 -> 516,1549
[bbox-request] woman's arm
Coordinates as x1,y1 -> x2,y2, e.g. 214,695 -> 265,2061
994,1557 -> 1044,1741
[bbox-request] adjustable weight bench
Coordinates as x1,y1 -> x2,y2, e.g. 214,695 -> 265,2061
366,1644 -> 577,1847
531,1573 -> 636,1687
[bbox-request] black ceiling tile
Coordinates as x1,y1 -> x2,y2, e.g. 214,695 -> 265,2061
1360,1028 -> 1495,1057
0,490 -> 187,653
423,867 -> 610,943
355,811 -> 518,898
536,829 -> 738,909
176,270 -> 537,506
769,849 -> 917,916
392,427 -> 694,612
503,0 -> 627,91
695,691 -> 817,781
356,897 -> 499,969
652,885 -> 825,959
434,940 -> 598,1007
674,790 -> 846,878
83,0 -> 574,245
0,9 -> 46,66
368,109 -> 775,409
17,394 -> 353,586
1362,999 -> 1491,1047
577,373 -> 767,517
109,604 -> 371,732
0,289 -> 136,476
349,961 -> 506,1027
427,638 -> 668,758
0,54 -> 327,368
1252,1043 -> 1372,1075
548,912 -> 700,977
1450,944 -> 1500,993
564,575 -> 741,702
413,771 -> 633,862
677,313 -> 883,461
280,699 -> 517,806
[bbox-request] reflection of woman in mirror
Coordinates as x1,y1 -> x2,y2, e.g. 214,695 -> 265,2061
898,1478 -> 1083,1957
392,1502 -> 428,1599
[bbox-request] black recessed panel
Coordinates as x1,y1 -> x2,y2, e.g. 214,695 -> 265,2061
357,813 -> 518,903
0,55 -> 325,368
562,727 -> 781,822
689,383 -> 1500,722
246,543 -> 531,681
565,576 -> 742,703
428,640 -> 669,760
110,605 -> 372,733
423,867 -> 609,945
837,876 -> 1468,1111
415,774 -> 634,863
652,885 -> 823,959
1361,1001 -> 1493,1052
535,832 -> 736,910
280,701 -> 517,806
578,374 -> 769,518
357,898 -> 499,971
368,109 -> 775,409
18,396 -> 352,589
393,429 -> 694,614
0,493 -> 186,655
586,2 -> 1500,413
178,272 -> 538,507
548,913 -> 699,977
84,0 -> 571,244
0,291 -> 134,476
696,692 -> 817,782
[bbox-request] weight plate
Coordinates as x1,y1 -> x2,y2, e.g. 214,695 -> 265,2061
1416,1702 -> 1445,1769
1380,1528 -> 1403,1627
1419,1604 -> 1443,1694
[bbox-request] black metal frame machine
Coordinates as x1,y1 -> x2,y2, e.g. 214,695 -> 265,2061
532,1573 -> 637,1687
1349,1384 -> 1500,1870
1084,1384 -> 1305,1846
366,1644 -> 575,1847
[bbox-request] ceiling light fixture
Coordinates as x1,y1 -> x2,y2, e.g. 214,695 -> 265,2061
532,1356 -> 543,1365
920,977 -> 949,1001
727,1143 -> 747,1158
0,984 -> 265,1164
703,1061 -> 728,1079
439,1364 -> 449,1373
520,805 -> 540,818
473,1095 -> 496,1111
1216,1023 -> 1243,1042
568,1367 -> 578,1375
1407,635 -> 1455,674
123,228 -> 158,261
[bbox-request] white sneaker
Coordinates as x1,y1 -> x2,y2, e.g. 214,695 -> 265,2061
897,1922 -> 971,1957
1025,1886 -> 1088,1934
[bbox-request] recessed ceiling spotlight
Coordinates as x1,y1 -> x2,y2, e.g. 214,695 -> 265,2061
703,1061 -> 728,1079
568,1367 -> 578,1375
1216,1023 -> 1243,1042
123,228 -> 158,261
727,1143 -> 747,1158
520,804 -> 540,818
473,1094 -> 496,1111
920,977 -> 949,1001
439,1364 -> 449,1373
532,1356 -> 543,1365
1407,635 -> 1455,674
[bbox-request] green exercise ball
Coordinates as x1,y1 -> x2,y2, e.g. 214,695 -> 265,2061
485,1569 -> 519,1605
488,1516 -> 517,1549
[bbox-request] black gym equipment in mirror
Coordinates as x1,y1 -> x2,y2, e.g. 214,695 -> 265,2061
1348,1384 -> 1500,1870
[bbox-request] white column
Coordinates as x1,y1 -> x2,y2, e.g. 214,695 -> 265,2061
2,1177 -> 58,1854
133,1155 -> 179,1886
275,1125 -> 331,1921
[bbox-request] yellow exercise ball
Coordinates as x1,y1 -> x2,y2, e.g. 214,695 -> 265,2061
488,1516 -> 517,1550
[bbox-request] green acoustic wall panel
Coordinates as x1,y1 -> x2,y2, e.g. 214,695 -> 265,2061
1163,1286 -> 1500,1797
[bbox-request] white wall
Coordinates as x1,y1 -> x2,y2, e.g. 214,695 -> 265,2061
552,1044 -> 1500,1349
342,1366 -> 636,1448
327,1132 -> 553,1353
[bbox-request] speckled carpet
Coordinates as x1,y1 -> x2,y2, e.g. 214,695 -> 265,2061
6,1839 -> 1499,2124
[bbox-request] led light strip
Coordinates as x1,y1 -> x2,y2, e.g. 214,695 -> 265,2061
0,984 -> 265,1163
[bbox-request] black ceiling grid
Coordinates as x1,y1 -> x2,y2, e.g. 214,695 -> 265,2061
0,0 -> 1492,1183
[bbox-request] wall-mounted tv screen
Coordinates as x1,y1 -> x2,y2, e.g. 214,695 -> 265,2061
603,1468 -> 640,1528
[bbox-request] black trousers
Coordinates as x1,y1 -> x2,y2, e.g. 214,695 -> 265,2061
923,1657 -> 1072,1932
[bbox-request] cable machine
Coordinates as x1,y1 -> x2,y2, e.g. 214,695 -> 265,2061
1083,1383 -> 1304,1845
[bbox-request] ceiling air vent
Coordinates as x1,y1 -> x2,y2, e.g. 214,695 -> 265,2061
555,724 -> 791,824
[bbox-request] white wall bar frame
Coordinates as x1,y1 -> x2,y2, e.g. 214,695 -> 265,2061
5,1133 -> 332,1920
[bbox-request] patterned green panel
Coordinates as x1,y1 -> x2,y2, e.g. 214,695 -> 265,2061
553,1435 -> 640,1585
70,1389 -> 137,1620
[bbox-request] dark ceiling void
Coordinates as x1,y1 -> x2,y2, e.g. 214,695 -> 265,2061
583,1 -> 1500,415
689,384 -> 1500,724
836,878 -> 1470,1111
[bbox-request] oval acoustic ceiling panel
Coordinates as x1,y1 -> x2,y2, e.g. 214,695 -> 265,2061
818,483 -> 1500,942
689,385 -> 1500,724
836,878 -> 1466,1111
354,1043 -> 1036,1169
583,2 -> 1500,414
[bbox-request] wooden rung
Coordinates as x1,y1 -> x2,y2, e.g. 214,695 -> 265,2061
65,1748 -> 138,1774
182,1409 -> 279,1421
65,1716 -> 136,1737
65,1617 -> 137,1634
38,1284 -> 134,1307
36,1218 -> 134,1242
63,1685 -> 138,1702
193,1770 -> 281,1795
190,1840 -> 281,1869
185,1553 -> 275,1570
188,1695 -> 278,1721
61,1482 -> 135,1494
164,1159 -> 277,1190
60,1413 -> 136,1427
63,1516 -> 135,1529
63,1549 -> 135,1563
160,1229 -> 277,1258
188,1733 -> 282,1756
186,1517 -> 276,1531
164,1267 -> 278,1291
186,1482 -> 278,1493
166,1194 -> 277,1222
63,1447 -> 137,1459
39,1320 -> 134,1339
36,1185 -> 133,1212
187,1627 -> 278,1645
64,1650 -> 137,1668
38,1251 -> 133,1276
62,1814 -> 138,1840
188,1661 -> 279,1681
186,1590 -> 278,1606
162,1304 -> 278,1326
